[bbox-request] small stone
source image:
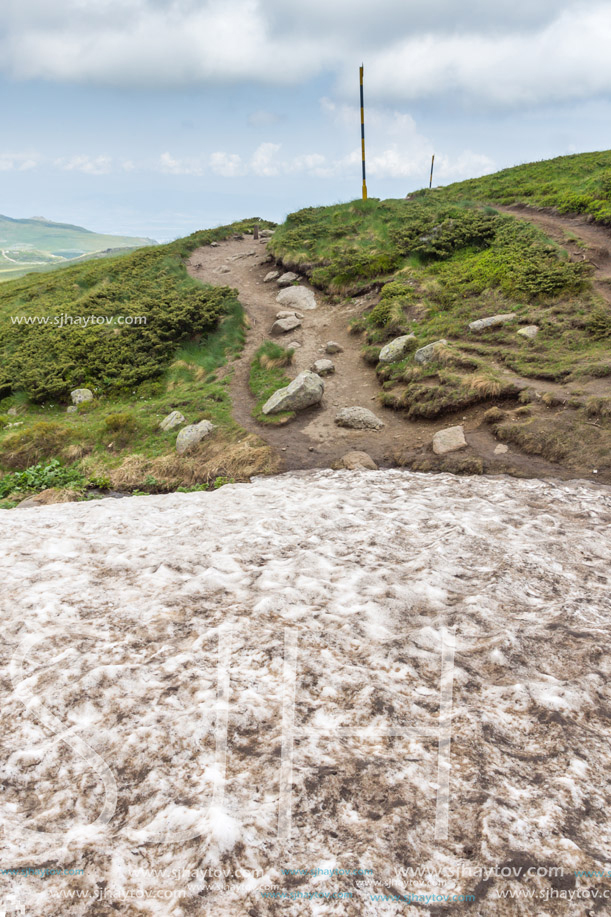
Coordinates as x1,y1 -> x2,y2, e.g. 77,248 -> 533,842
176,420 -> 215,454
494,444 -> 509,455
70,388 -> 93,405
264,270 -> 279,282
287,341 -> 302,350
414,340 -> 447,365
312,359 -> 335,376
260,229 -> 275,238
66,406 -> 78,414
276,310 -> 304,319
210,241 -> 219,247
159,410 -> 185,432
379,334 -> 416,364
337,451 -> 378,470
433,425 -> 467,455
469,313 -> 516,333
271,316 -> 302,335
335,407 -> 385,430
7,407 -> 18,415
218,265 -> 230,273
277,272 -> 299,286
517,325 -> 539,340
325,341 -> 343,354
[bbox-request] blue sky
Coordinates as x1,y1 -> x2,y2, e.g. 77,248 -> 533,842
2,0 -> 611,241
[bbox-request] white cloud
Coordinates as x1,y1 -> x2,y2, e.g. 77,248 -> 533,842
0,1 -> 609,109
250,142 -> 281,176
209,151 -> 243,177
158,152 -> 203,175
0,152 -> 41,171
54,154 -> 112,174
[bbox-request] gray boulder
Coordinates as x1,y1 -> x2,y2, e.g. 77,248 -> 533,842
260,229 -> 275,238
264,270 -> 279,282
433,425 -> 467,455
210,241 -> 219,247
379,334 -> 416,364
159,410 -> 185,432
262,371 -> 324,415
176,420 -> 215,454
335,407 -> 385,430
276,286 -> 316,310
414,340 -> 447,365
337,451 -> 378,470
312,359 -> 335,376
325,341 -> 343,354
277,271 -> 299,286
271,315 -> 302,335
70,388 -> 93,405
287,341 -> 302,350
469,313 -> 516,332
517,325 -> 539,340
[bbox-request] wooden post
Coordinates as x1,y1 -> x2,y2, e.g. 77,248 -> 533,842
429,154 -> 435,190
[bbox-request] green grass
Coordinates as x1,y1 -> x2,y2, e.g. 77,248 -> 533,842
0,218 -> 278,500
415,149 -> 611,224
249,341 -> 295,424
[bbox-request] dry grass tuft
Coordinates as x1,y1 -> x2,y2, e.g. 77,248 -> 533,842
260,351 -> 293,371
466,374 -> 503,397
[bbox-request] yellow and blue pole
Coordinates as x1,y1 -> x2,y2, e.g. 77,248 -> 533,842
429,154 -> 435,189
360,64 -> 367,200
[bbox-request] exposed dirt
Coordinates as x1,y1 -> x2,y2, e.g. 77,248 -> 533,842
187,224 -> 608,483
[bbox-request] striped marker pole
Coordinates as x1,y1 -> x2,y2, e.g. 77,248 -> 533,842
360,64 -> 367,200
429,154 -> 435,189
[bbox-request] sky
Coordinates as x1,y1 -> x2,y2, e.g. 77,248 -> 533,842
2,0 -> 611,241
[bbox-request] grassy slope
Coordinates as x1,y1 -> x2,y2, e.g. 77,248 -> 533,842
415,149 -> 611,223
269,164 -> 611,475
0,218 -> 277,505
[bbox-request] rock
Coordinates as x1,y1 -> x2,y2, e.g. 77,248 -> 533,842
276,286 -> 316,310
325,341 -> 343,354
432,425 -> 467,455
262,371 -> 324,415
277,271 -> 299,286
175,420 -> 215,454
70,388 -> 93,405
517,325 -> 539,340
159,410 -> 185,432
210,241 -> 219,247
264,270 -> 279,282
260,229 -> 275,238
287,341 -> 302,350
379,334 -> 416,364
494,443 -> 509,454
17,488 -> 81,508
335,407 -> 385,430
66,406 -> 78,414
7,407 -> 18,415
338,451 -> 378,470
276,310 -> 304,319
271,315 -> 302,335
414,340 -> 447,365
218,265 -> 230,273
312,359 -> 335,376
469,313 -> 516,333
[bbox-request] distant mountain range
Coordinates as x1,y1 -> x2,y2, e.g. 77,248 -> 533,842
0,214 -> 157,281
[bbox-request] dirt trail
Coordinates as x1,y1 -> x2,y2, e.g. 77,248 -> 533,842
188,239 -> 426,470
186,220 -> 607,480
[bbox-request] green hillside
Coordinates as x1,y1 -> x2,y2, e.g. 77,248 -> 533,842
0,218 -> 276,505
416,149 -> 611,223
0,214 -> 157,281
269,162 -> 610,475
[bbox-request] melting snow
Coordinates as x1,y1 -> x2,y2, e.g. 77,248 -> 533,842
0,469 -> 610,915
